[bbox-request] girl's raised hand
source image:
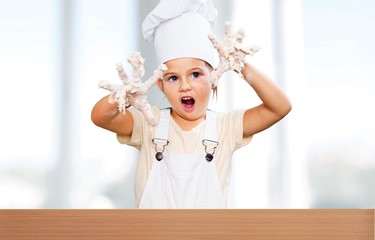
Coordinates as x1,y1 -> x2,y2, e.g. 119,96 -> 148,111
98,52 -> 167,126
208,21 -> 260,88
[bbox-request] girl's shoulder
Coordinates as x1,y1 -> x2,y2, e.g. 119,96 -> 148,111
217,109 -> 247,123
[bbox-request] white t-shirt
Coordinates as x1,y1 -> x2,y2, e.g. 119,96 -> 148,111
117,107 -> 252,207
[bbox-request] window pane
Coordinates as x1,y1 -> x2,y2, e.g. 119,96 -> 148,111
303,0 -> 375,208
0,0 -> 55,208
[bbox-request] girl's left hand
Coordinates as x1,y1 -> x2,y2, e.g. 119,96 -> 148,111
209,21 -> 260,88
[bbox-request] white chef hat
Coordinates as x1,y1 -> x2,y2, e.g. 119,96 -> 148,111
142,0 -> 217,67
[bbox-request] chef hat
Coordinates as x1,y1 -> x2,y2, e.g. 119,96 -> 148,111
142,0 -> 218,67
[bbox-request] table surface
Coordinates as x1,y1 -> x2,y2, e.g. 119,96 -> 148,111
0,209 -> 374,240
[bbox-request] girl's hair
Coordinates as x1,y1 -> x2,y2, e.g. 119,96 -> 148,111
205,62 -> 218,99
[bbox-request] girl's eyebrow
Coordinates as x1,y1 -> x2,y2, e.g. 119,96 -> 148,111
189,67 -> 204,71
163,72 -> 177,78
185,67 -> 205,75
164,71 -> 176,75
164,66 -> 205,77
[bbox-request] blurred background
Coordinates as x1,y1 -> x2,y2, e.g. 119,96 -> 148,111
0,0 -> 374,208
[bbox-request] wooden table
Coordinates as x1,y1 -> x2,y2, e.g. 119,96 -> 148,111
0,209 -> 374,240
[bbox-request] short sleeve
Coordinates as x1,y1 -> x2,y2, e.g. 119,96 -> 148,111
116,107 -> 142,148
116,107 -> 161,149
218,109 -> 252,150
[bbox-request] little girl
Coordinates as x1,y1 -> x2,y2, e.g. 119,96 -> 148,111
91,0 -> 291,208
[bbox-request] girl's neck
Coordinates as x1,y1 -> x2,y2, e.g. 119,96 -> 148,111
170,110 -> 206,131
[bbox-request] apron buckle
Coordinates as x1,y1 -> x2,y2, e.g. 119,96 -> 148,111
152,138 -> 169,161
202,139 -> 218,162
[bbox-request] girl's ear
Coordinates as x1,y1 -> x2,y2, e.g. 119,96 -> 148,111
156,79 -> 164,93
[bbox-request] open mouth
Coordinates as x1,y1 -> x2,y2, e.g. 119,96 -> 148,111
181,96 -> 195,111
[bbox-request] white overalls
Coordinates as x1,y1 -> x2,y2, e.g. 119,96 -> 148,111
139,109 -> 226,208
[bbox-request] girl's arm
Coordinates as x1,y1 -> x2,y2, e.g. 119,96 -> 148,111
91,94 -> 134,136
241,62 -> 292,138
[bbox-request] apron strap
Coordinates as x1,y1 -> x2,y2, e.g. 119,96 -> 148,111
202,110 -> 219,162
154,108 -> 170,141
204,110 -> 218,142
152,108 -> 171,161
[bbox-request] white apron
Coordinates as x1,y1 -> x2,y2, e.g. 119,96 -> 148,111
139,109 -> 225,209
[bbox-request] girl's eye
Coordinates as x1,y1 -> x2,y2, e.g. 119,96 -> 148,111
168,76 -> 178,82
191,72 -> 201,78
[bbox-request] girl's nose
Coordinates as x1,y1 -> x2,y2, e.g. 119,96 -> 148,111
179,78 -> 192,92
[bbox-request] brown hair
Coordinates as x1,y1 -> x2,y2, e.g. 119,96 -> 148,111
205,62 -> 218,100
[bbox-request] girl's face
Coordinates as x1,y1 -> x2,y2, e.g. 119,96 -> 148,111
157,58 -> 213,128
